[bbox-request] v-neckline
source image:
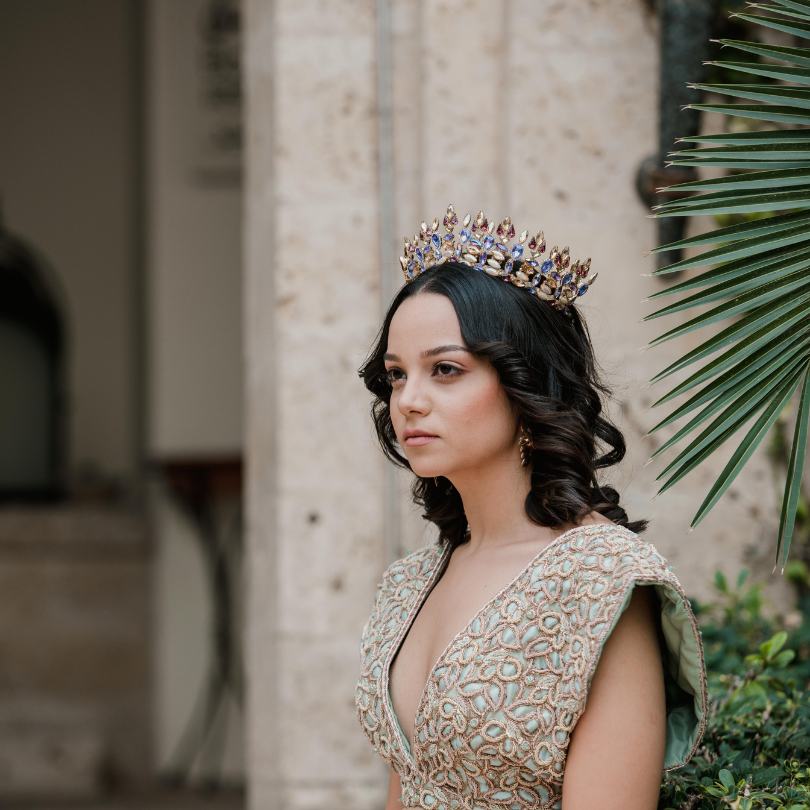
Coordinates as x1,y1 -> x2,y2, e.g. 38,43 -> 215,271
383,522 -> 624,767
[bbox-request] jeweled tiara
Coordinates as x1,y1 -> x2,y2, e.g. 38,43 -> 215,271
399,204 -> 597,311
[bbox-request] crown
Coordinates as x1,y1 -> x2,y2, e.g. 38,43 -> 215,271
399,204 -> 598,311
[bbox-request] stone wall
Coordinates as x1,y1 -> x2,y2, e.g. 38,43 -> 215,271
0,507 -> 150,800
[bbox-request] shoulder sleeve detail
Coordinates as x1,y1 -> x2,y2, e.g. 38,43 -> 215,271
572,536 -> 709,773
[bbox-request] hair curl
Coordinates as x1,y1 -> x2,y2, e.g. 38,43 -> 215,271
357,261 -> 648,551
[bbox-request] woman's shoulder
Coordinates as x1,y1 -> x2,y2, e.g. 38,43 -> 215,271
549,520 -> 678,582
376,540 -> 445,592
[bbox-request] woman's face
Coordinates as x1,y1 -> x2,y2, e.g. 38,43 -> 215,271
384,291 -> 519,479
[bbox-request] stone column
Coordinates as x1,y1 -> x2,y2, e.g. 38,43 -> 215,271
243,1 -> 387,807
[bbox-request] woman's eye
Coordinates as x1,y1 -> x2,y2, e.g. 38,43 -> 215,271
434,362 -> 460,378
384,368 -> 404,385
384,363 -> 460,386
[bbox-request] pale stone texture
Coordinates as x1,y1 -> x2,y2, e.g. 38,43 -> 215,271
244,1 -> 797,808
0,507 -> 150,800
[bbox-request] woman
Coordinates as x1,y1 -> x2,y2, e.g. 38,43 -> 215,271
354,205 -> 708,810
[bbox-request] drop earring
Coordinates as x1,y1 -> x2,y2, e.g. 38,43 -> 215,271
519,423 -> 533,467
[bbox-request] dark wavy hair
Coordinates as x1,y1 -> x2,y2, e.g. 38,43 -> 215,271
357,261 -> 648,550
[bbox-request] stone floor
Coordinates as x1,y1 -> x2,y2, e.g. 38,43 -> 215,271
6,788 -> 244,810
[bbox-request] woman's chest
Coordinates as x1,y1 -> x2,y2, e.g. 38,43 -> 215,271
388,548 -> 554,752
357,544 -> 588,785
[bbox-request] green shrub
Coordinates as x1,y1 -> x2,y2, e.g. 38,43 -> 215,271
659,564 -> 810,809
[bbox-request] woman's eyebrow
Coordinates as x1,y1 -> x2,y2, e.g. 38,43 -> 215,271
384,345 -> 470,362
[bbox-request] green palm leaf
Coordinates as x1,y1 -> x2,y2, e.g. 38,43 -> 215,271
646,1 -> 810,567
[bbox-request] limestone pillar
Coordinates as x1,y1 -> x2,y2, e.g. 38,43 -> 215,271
243,1 -> 387,807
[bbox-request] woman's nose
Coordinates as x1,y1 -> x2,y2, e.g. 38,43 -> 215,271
397,374 -> 430,414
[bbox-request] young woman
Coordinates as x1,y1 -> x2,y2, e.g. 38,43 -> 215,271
354,206 -> 708,810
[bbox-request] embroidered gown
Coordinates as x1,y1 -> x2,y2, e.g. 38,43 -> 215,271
354,523 -> 709,810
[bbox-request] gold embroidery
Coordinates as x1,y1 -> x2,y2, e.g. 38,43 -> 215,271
355,524 -> 709,810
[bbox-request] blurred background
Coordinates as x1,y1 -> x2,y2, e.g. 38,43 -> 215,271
0,1 -> 803,809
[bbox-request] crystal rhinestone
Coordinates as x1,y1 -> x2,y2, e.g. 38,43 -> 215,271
483,234 -> 495,249
459,228 -> 471,244
511,244 -> 524,260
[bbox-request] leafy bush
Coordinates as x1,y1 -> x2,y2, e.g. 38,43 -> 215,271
659,564 -> 810,809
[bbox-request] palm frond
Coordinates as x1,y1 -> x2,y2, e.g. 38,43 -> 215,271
647,1 -> 810,567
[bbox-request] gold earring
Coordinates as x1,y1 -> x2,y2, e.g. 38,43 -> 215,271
519,423 -> 533,467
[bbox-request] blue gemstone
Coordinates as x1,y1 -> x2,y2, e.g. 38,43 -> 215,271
551,271 -> 559,282
478,252 -> 488,267
454,245 -> 462,257
444,232 -> 454,241
577,284 -> 589,296
503,259 -> 513,274
469,237 -> 482,248
483,234 -> 495,249
554,287 -> 562,298
562,272 -> 573,285
541,260 -> 554,272
511,245 -> 524,260
431,233 -> 441,250
496,242 -> 508,252
407,260 -> 417,278
459,228 -> 471,243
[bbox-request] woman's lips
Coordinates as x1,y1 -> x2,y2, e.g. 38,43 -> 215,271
404,435 -> 438,446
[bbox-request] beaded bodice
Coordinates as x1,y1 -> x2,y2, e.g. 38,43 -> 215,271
354,523 -> 708,810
